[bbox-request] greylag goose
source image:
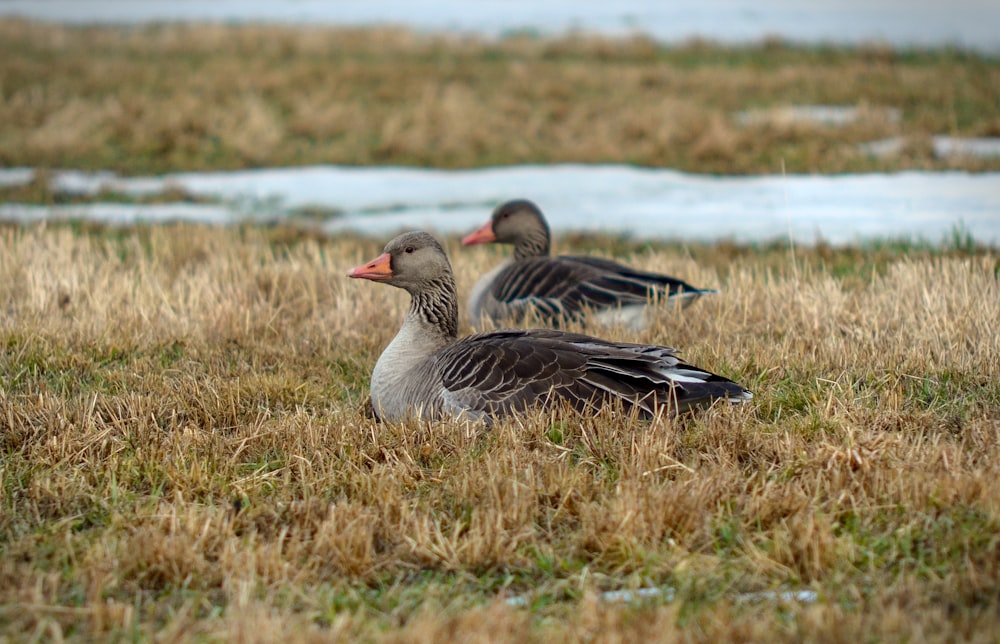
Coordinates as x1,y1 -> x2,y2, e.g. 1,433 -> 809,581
348,231 -> 751,423
462,199 -> 715,329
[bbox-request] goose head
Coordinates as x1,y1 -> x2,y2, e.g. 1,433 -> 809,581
462,199 -> 551,257
348,231 -> 452,294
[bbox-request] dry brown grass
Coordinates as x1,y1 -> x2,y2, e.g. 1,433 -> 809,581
1,223 -> 998,640
1,19 -> 999,177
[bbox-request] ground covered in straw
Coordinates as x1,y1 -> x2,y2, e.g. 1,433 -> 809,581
1,224 -> 998,640
1,19 -> 999,180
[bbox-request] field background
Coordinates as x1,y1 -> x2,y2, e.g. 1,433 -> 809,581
2,19 -> 1000,183
2,19 -> 1000,642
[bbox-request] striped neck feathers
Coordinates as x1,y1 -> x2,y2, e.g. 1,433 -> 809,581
513,226 -> 551,260
407,275 -> 459,338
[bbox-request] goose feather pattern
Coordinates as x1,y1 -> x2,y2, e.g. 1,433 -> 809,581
348,231 -> 751,423
463,199 -> 715,328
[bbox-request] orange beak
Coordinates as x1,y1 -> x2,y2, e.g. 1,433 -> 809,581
461,220 -> 496,245
347,252 -> 393,281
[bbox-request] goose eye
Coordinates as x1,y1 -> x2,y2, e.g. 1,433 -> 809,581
404,246 -> 414,254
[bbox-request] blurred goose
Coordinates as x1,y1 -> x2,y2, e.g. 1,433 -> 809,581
348,231 -> 751,423
462,199 -> 715,329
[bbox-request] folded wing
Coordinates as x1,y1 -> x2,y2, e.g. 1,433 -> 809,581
434,329 -> 750,420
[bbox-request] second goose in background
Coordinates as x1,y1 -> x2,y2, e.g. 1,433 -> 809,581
462,199 -> 715,329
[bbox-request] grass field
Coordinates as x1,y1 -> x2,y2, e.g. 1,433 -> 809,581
1,19 -> 1000,180
2,16 -> 999,641
1,223 -> 998,640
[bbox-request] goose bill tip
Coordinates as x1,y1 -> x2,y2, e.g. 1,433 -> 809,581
348,253 -> 393,281
462,221 -> 496,245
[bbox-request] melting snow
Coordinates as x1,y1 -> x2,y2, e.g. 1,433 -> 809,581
933,137 -> 1000,159
2,165 -> 998,246
504,586 -> 818,607
1,1 -> 998,52
736,105 -> 901,128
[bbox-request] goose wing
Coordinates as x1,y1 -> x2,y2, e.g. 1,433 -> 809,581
434,329 -> 751,419
542,331 -> 752,412
486,257 -> 711,323
434,330 -> 593,417
565,255 -> 715,300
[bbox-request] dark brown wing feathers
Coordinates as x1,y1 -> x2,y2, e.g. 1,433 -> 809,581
435,329 -> 748,419
488,256 -> 712,324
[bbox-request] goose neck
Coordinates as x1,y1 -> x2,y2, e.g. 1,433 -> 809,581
513,228 -> 551,260
407,276 -> 459,340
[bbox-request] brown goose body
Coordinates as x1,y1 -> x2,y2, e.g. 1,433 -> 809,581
348,231 -> 751,423
463,199 -> 715,329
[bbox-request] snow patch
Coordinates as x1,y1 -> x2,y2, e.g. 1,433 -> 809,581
0,167 -> 34,188
933,136 -> 1000,159
0,202 -> 239,226
2,1 -> 998,52
736,105 -> 901,128
2,165 -> 999,246
858,137 -> 908,158
504,586 -> 818,607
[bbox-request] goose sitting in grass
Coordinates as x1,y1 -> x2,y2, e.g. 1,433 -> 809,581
462,199 -> 715,329
347,231 -> 751,423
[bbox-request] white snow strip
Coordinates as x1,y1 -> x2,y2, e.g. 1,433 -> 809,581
504,586 -> 818,607
858,137 -> 907,158
2,165 -> 999,246
736,105 -> 901,128
933,136 -> 1000,159
0,202 -> 239,226
857,136 -> 1000,160
0,167 -> 34,188
1,0 -> 998,52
